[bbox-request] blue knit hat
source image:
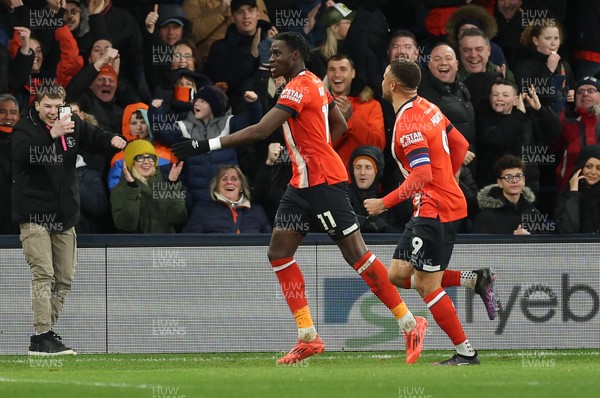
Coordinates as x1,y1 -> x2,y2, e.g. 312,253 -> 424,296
194,85 -> 228,117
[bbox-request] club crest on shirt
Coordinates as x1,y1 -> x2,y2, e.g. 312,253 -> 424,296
400,131 -> 424,148
280,88 -> 303,103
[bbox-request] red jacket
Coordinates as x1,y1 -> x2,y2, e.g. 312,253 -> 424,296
556,108 -> 600,190
333,96 -> 385,178
8,26 -> 83,102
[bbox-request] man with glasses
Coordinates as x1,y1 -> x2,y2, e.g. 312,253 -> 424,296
12,82 -> 125,355
474,154 -> 540,234
556,76 -> 600,191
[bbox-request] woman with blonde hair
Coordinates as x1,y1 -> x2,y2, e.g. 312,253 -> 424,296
306,3 -> 356,79
110,140 -> 187,233
182,165 -> 271,233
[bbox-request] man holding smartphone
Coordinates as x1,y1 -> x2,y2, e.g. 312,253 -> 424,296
11,82 -> 126,355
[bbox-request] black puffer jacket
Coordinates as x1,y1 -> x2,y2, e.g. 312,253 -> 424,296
11,108 -> 119,232
473,184 -> 540,234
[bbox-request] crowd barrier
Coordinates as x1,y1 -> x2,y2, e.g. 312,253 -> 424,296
1,234 -> 598,355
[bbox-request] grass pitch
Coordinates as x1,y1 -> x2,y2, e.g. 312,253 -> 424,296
1,350 -> 598,398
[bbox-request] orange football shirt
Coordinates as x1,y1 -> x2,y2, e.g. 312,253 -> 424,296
391,96 -> 467,222
275,70 -> 348,188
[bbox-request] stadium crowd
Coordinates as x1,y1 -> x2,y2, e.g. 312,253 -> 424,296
1,0 -> 600,235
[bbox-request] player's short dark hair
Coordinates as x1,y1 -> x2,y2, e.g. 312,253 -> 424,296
389,58 -> 421,90
326,53 -> 355,69
495,154 -> 525,178
273,32 -> 311,63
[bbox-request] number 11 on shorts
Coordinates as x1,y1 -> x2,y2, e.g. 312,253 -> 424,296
317,211 -> 337,230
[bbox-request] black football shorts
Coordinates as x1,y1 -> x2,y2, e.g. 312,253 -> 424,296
275,182 -> 359,240
393,216 -> 461,272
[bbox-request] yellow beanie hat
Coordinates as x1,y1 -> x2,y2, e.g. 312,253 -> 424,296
124,139 -> 158,169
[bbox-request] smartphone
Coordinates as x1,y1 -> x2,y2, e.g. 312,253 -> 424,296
58,106 -> 72,151
58,106 -> 72,122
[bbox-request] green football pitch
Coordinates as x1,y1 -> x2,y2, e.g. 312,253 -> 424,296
1,350 -> 598,398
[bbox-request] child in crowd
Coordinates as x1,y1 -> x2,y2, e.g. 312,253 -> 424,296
515,19 -> 575,114
474,155 -> 540,234
107,102 -> 177,190
149,85 -> 261,203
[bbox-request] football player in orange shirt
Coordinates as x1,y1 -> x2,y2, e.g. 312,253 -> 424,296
172,32 -> 428,365
365,58 -> 492,365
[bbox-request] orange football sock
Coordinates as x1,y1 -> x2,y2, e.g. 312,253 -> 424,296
391,301 -> 410,320
293,306 -> 314,329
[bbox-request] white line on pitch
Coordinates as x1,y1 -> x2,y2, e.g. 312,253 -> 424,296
0,377 -> 158,390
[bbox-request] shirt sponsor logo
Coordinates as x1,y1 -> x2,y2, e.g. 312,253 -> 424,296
400,131 -> 424,148
280,88 -> 304,103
